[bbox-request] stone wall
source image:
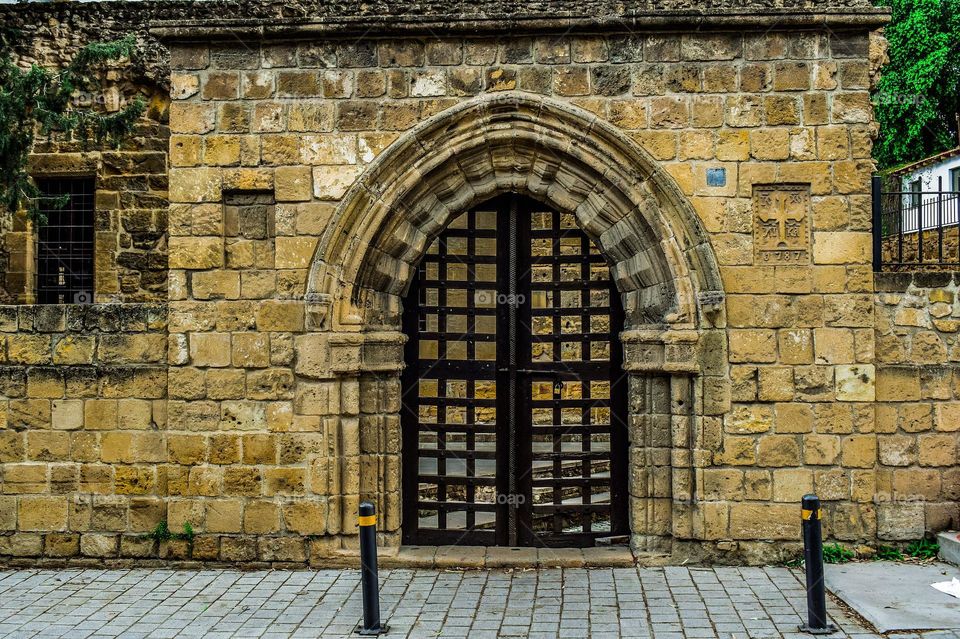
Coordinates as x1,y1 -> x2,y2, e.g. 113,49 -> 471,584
0,7 -> 170,303
874,272 -> 960,537
881,227 -> 960,267
0,304 -> 167,561
159,27 -> 883,565
12,139 -> 172,303
1,0 -> 928,567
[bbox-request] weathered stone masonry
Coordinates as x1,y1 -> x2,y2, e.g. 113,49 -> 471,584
873,272 -> 960,538
3,1 -> 953,567
0,5 -> 171,305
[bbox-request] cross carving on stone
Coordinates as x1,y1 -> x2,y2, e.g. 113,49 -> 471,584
758,191 -> 806,248
753,185 -> 811,264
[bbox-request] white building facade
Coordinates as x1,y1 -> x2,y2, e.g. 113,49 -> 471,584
893,147 -> 960,232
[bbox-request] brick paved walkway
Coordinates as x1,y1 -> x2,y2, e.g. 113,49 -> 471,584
0,566 -> 939,639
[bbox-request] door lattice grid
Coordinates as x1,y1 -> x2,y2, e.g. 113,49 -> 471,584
402,207 -> 501,545
522,207 -> 628,547
402,195 -> 628,548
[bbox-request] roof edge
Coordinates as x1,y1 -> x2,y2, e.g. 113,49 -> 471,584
150,8 -> 891,40
888,146 -> 960,177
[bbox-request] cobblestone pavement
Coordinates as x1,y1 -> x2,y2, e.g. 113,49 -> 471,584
0,566 -> 950,639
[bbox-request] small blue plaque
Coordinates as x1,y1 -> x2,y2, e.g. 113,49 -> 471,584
706,168 -> 726,187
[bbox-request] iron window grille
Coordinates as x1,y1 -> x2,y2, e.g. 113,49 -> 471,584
35,177 -> 96,304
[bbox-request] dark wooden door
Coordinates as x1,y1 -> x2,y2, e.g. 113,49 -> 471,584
401,194 -> 629,547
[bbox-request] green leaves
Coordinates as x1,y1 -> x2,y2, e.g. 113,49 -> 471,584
875,0 -> 960,169
905,537 -> 940,560
875,545 -> 905,561
822,543 -> 856,564
69,35 -> 138,78
0,34 -> 145,223
146,520 -> 196,544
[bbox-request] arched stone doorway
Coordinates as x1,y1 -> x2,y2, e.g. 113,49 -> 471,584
302,93 -> 728,555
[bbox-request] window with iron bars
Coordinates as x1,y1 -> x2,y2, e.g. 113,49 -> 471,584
35,177 -> 95,304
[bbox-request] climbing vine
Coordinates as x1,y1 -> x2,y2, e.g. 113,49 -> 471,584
0,30 -> 146,223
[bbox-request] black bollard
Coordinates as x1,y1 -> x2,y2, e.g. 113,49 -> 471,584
355,501 -> 388,635
799,494 -> 836,635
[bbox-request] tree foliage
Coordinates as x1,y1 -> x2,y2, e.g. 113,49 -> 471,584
874,0 -> 960,169
0,30 -> 146,223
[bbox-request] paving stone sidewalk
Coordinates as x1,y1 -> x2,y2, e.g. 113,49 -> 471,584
0,566 -> 941,639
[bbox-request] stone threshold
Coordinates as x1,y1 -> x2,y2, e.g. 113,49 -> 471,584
375,545 -> 641,569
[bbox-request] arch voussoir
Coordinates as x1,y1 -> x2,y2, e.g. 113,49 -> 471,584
308,92 -> 724,335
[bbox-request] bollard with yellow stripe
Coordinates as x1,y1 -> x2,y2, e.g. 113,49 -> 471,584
799,494 -> 836,635
356,501 -> 388,635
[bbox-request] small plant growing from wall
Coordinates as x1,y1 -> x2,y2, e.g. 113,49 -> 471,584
146,521 -> 197,555
147,521 -> 196,542
875,545 -> 906,561
822,543 -> 856,564
0,28 -> 145,223
785,542 -> 856,567
905,537 -> 940,560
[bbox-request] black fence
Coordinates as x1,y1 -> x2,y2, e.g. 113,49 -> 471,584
873,175 -> 960,270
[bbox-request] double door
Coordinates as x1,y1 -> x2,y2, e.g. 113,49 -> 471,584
401,194 -> 629,547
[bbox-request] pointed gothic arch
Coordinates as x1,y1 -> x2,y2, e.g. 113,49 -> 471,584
307,92 -> 723,332
301,92 -> 729,555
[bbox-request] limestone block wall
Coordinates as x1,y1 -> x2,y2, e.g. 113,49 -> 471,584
13,140 -> 172,304
1,14 -> 926,566
0,10 -> 170,303
161,29 -> 883,564
881,227 -> 960,266
874,272 -> 960,537
0,304 -> 167,560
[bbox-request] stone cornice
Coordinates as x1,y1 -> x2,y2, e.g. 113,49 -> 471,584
0,1 -> 890,43
152,9 -> 891,40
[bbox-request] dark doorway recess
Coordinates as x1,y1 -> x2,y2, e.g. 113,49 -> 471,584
401,194 -> 629,548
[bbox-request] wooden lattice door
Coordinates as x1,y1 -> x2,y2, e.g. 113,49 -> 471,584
401,194 -> 629,547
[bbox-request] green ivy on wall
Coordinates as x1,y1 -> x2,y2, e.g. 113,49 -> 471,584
0,30 -> 146,223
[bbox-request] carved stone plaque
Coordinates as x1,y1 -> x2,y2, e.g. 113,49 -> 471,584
753,184 -> 811,264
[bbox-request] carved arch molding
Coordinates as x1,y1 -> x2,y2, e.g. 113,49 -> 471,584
301,93 -> 729,553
